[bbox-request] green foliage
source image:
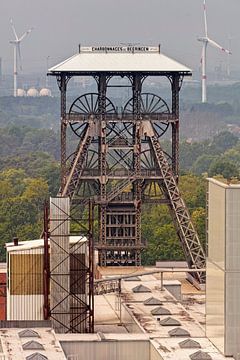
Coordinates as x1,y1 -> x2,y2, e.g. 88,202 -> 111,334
0,168 -> 49,260
209,158 -> 239,179
142,174 -> 207,265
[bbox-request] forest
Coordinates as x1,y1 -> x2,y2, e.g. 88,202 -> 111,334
0,92 -> 240,263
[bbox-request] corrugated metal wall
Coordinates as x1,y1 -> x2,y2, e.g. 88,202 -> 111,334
7,247 -> 44,321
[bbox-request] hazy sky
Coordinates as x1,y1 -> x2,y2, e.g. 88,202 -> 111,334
1,0 -> 239,74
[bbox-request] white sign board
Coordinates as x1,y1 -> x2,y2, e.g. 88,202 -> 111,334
79,45 -> 160,54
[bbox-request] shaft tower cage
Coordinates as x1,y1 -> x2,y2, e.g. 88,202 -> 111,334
49,45 -> 205,284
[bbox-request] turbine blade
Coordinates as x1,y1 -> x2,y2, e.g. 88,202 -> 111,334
207,38 -> 232,55
17,43 -> 23,71
10,18 -> 18,41
203,0 -> 208,37
18,27 -> 33,42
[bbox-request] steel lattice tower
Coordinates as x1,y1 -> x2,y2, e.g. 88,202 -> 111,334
49,45 -> 205,283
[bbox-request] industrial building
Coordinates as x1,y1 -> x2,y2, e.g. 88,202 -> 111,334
206,179 -> 240,358
1,46 -> 239,360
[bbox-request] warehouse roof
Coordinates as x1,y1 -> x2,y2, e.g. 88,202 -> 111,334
48,45 -> 192,75
6,236 -> 87,252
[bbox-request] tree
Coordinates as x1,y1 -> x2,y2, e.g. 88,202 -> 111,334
0,168 -> 49,260
191,207 -> 206,251
209,158 -> 239,179
210,131 -> 239,154
192,154 -> 216,175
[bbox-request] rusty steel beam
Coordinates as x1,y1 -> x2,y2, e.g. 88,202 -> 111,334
54,68 -> 205,281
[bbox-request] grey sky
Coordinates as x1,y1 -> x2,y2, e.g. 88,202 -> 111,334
1,0 -> 239,74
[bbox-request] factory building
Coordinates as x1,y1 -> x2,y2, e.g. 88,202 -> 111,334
6,236 -> 88,325
206,179 -> 240,358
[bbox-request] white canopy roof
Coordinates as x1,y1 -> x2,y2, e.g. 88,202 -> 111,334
49,46 -> 191,74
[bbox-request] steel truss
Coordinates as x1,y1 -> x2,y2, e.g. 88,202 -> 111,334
55,71 -> 205,283
43,199 -> 94,333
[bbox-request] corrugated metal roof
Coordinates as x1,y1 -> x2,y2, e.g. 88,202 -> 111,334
49,50 -> 191,74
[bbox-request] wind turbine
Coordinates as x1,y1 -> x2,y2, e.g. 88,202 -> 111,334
198,0 -> 231,103
9,19 -> 33,97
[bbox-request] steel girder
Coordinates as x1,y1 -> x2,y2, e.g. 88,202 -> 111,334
57,72 -> 206,283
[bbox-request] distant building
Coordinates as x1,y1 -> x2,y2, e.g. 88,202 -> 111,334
206,178 -> 240,358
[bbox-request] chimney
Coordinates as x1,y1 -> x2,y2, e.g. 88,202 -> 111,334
13,237 -> 18,246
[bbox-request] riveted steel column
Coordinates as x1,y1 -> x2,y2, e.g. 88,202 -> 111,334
171,74 -> 180,180
60,74 -> 67,192
98,75 -> 107,266
132,74 -> 142,266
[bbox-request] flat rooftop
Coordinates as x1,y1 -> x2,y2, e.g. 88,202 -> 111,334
0,327 -> 66,359
85,267 -> 233,360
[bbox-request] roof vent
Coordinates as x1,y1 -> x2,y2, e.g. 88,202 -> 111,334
151,306 -> 171,316
143,297 -> 163,306
168,328 -> 190,337
132,285 -> 151,293
26,353 -> 48,360
19,329 -> 40,338
189,350 -> 212,360
179,339 -> 201,349
159,317 -> 181,326
22,341 -> 44,350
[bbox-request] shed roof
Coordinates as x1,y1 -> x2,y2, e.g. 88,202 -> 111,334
48,46 -> 192,75
6,236 -> 87,252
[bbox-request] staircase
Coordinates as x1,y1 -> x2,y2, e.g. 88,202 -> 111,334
148,122 -> 205,283
61,121 -> 93,199
105,171 -> 137,203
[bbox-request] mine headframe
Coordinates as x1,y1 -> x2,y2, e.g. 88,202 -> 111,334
49,45 -> 205,283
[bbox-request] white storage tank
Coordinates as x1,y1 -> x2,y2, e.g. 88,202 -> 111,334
27,88 -> 39,97
40,88 -> 52,97
17,88 -> 26,97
